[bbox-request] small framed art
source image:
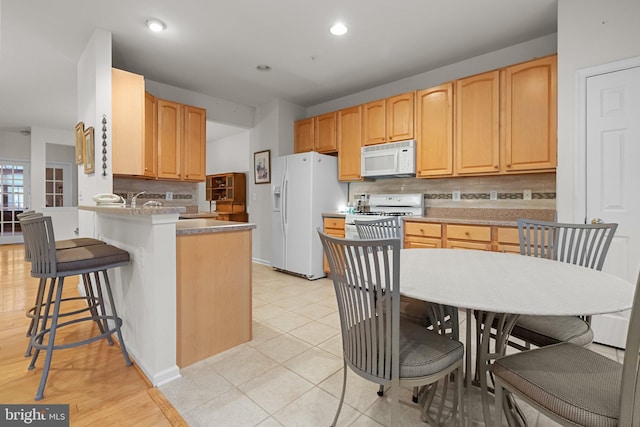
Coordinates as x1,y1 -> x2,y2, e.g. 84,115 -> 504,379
83,126 -> 95,174
254,149 -> 271,184
75,122 -> 85,164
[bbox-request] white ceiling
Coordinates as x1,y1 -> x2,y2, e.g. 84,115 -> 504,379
0,0 -> 557,139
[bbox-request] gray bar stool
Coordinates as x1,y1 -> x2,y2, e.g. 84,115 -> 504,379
17,211 -> 107,355
20,215 -> 132,401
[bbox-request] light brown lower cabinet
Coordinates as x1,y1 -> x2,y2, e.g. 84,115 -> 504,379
404,221 -> 518,253
323,217 -> 345,273
176,229 -> 252,367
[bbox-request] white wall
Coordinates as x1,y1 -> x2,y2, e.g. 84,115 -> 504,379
249,99 -> 305,265
307,34 -> 557,117
0,131 -> 30,160
556,0 -> 640,221
145,80 -> 255,129
76,29 -> 113,206
198,131 -> 251,212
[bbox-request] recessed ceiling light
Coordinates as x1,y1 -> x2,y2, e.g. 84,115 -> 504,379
256,65 -> 272,72
146,19 -> 167,32
330,22 -> 348,36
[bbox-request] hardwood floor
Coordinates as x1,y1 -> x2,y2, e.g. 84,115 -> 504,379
0,243 -> 185,426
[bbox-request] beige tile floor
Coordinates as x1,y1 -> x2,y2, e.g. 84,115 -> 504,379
160,263 -> 625,427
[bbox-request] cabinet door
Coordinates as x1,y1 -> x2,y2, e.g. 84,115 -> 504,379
362,99 -> 387,146
455,70 -> 500,175
416,83 -> 453,177
143,92 -> 157,178
112,68 -> 145,176
294,118 -> 314,153
157,99 -> 182,179
405,238 -> 442,249
337,106 -> 363,181
315,112 -> 338,153
182,105 -> 206,181
503,55 -> 557,172
387,92 -> 414,142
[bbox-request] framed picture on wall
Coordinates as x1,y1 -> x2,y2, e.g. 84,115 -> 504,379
75,122 -> 85,164
83,126 -> 95,174
254,149 -> 271,184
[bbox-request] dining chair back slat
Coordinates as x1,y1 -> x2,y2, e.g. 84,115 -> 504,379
354,217 -> 401,239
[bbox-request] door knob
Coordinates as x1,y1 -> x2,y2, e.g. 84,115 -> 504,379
591,218 -> 604,224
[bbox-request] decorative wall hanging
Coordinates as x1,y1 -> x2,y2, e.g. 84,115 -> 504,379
75,122 -> 85,164
254,149 -> 271,184
101,115 -> 108,176
83,126 -> 95,174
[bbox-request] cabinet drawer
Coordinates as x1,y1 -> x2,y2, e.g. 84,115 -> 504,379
404,236 -> 442,249
323,217 -> 345,231
496,227 -> 519,244
446,240 -> 492,251
446,224 -> 491,242
404,222 -> 442,238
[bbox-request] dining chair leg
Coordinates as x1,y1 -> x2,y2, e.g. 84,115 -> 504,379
83,273 -> 108,338
331,360 -> 348,427
35,276 -> 65,400
494,380 -> 504,427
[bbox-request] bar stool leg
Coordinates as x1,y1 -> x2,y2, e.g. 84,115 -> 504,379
35,277 -> 65,401
86,272 -> 112,343
29,277 -> 57,369
25,278 -> 48,357
101,270 -> 132,366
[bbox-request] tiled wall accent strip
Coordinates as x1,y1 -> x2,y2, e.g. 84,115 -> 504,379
425,192 -> 556,200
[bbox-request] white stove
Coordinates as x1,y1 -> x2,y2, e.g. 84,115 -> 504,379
344,193 -> 423,239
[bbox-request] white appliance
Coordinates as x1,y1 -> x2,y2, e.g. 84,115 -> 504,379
344,193 -> 424,239
361,139 -> 416,178
271,152 -> 348,280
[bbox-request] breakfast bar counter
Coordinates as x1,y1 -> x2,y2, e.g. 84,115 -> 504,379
78,206 -> 256,385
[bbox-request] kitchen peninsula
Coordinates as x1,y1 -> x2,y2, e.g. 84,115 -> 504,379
78,206 -> 256,385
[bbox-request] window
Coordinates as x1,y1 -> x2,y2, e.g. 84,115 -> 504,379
0,161 -> 29,243
45,166 -> 64,207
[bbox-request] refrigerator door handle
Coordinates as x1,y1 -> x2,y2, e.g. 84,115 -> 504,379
283,178 -> 288,228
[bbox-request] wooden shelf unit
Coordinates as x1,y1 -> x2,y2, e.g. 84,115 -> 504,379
206,172 -> 248,222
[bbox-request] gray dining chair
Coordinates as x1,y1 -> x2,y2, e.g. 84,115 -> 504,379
508,219 -> 618,350
318,230 -> 464,426
20,215 -> 132,400
492,267 -> 640,426
355,216 -> 460,408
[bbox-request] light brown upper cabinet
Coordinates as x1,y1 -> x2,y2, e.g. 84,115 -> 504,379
337,105 -> 363,181
157,99 -> 182,180
112,68 -> 205,181
315,112 -> 338,153
294,112 -> 337,154
455,70 -> 501,175
387,92 -> 415,142
502,55 -> 557,172
415,83 -> 454,177
182,105 -> 207,181
143,92 -> 158,178
112,68 -> 156,178
363,92 -> 415,146
294,118 -> 314,153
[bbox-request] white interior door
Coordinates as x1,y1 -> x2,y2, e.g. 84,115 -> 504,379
586,66 -> 640,348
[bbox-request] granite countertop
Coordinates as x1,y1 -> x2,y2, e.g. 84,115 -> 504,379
403,216 -> 520,227
79,205 -> 186,216
176,218 -> 256,235
178,212 -> 219,219
322,212 -> 347,218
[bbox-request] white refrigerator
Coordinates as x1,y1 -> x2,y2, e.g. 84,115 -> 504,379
271,152 -> 347,280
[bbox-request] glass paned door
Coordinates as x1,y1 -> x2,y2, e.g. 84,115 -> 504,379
0,161 -> 30,244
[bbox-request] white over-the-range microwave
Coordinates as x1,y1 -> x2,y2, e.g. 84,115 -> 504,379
361,139 -> 416,178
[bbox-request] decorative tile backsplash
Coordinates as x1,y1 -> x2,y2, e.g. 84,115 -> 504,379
349,172 -> 557,211
113,178 -> 198,206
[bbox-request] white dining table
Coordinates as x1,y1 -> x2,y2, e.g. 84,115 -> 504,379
398,248 -> 635,425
